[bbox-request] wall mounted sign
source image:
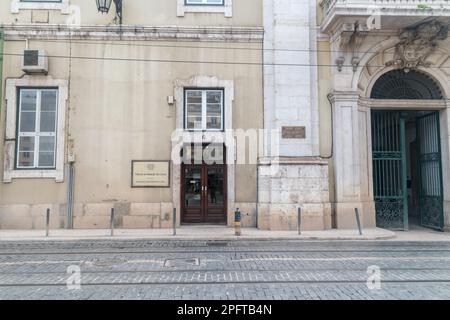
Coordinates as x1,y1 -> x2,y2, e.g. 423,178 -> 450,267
131,161 -> 171,188
282,126 -> 306,139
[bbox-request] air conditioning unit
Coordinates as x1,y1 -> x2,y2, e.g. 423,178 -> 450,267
22,50 -> 48,74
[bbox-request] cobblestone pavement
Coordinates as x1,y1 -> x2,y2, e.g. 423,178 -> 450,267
0,240 -> 450,300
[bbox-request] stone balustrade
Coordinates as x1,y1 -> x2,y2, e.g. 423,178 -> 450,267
321,0 -> 449,16
320,0 -> 450,31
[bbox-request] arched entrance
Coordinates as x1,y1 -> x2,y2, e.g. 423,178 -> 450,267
370,69 -> 445,231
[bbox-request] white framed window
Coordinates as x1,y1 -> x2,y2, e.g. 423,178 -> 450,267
177,0 -> 232,17
16,88 -> 58,169
4,76 -> 68,183
185,89 -> 224,131
185,0 -> 224,5
11,0 -> 70,14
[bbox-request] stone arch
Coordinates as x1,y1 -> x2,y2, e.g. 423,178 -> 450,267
370,69 -> 443,100
353,38 -> 450,99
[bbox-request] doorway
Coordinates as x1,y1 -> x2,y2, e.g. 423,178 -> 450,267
181,144 -> 227,224
371,110 -> 444,231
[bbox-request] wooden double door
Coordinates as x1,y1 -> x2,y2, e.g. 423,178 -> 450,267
181,164 -> 227,224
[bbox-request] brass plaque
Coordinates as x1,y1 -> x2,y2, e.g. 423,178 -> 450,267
282,126 -> 306,139
131,161 -> 170,188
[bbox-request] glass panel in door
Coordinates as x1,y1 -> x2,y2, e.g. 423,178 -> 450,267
205,167 -> 226,223
184,167 -> 202,206
207,168 -> 224,205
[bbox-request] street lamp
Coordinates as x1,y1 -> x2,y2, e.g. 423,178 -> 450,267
96,0 -> 123,25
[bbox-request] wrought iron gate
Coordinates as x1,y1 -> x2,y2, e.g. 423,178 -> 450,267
371,111 -> 408,230
417,112 -> 444,231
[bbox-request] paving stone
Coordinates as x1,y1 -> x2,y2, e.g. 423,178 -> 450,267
0,240 -> 450,299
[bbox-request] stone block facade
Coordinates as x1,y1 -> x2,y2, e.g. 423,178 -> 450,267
257,159 -> 332,230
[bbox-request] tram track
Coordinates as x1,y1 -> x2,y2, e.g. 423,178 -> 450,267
1,266 -> 450,275
2,248 -> 450,256
1,279 -> 450,288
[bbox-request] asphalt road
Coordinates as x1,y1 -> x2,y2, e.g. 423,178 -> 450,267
0,240 -> 449,300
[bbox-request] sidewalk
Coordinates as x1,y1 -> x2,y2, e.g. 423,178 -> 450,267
1,226 -> 449,242
0,226 -> 397,241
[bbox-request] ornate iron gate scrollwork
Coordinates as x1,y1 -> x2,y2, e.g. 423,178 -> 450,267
417,112 -> 445,231
371,111 -> 408,230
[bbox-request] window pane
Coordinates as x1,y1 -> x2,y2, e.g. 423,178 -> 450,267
21,90 -> 37,111
207,117 -> 222,130
186,90 -> 203,130
207,104 -> 221,116
19,136 -> 35,152
187,104 -> 202,116
40,111 -> 56,132
19,112 -> 36,132
207,91 -> 222,104
186,90 -> 202,104
39,136 -> 55,152
41,90 -> 57,112
19,90 -> 37,133
38,136 -> 56,167
206,91 -> 223,130
186,117 -> 203,130
18,152 -> 35,167
38,152 -> 55,168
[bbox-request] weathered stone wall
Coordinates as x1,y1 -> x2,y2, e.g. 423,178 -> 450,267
257,160 -> 332,230
0,201 -> 258,230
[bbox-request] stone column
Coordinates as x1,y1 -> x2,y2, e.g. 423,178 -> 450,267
263,0 -> 319,158
259,0 -> 331,231
440,100 -> 450,231
329,91 -> 376,229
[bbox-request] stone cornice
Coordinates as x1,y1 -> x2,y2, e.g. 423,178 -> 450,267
358,97 -> 448,110
327,91 -> 359,103
0,24 -> 264,43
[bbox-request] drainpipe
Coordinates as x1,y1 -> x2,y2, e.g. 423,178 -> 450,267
67,161 -> 75,229
0,27 -> 4,113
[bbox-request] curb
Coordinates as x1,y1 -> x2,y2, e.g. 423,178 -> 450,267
0,234 -> 397,242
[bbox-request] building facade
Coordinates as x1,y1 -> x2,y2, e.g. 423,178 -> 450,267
0,0 -> 449,232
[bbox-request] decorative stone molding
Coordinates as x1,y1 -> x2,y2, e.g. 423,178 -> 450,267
173,75 -> 234,133
2,24 -> 262,43
177,0 -> 233,17
10,0 -> 71,14
356,42 -> 450,99
3,76 -> 68,183
334,22 -> 368,72
386,21 -> 449,72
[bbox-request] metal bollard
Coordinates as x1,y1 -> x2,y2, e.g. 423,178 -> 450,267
173,208 -> 177,236
235,208 -> 242,236
110,208 -> 115,237
298,207 -> 302,235
45,208 -> 50,237
355,208 -> 363,236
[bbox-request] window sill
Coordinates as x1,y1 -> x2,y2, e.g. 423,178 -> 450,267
11,0 -> 71,14
177,0 -> 232,17
3,169 -> 64,183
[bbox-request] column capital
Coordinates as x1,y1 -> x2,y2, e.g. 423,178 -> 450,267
327,91 -> 359,104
